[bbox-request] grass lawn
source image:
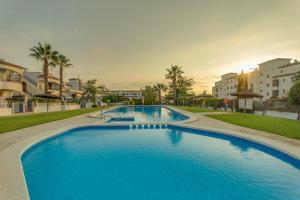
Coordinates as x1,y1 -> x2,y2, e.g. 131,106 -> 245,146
0,107 -> 102,134
177,106 -> 220,113
207,113 -> 300,140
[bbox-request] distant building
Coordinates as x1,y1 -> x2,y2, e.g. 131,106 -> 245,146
66,78 -> 83,100
212,73 -> 238,100
212,58 -> 300,101
109,90 -> 143,100
68,78 -> 82,91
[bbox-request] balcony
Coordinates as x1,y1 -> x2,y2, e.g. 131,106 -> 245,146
48,89 -> 60,96
0,80 -> 23,93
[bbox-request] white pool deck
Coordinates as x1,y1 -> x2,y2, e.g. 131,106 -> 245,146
0,106 -> 300,200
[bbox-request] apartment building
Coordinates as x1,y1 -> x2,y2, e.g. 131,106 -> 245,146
212,58 -> 300,101
0,59 -> 26,98
66,78 -> 83,99
212,73 -> 238,100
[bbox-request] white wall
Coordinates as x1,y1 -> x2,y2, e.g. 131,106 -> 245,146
0,107 -> 12,116
34,103 -> 80,113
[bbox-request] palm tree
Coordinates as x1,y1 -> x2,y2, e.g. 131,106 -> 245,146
83,79 -> 98,105
153,83 -> 167,104
56,54 -> 73,101
29,43 -> 58,94
97,84 -> 108,104
165,65 -> 183,105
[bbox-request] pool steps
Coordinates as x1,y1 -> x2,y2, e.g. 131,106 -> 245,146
129,124 -> 168,129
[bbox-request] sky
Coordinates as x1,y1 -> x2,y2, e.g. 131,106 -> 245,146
1,0 -> 300,94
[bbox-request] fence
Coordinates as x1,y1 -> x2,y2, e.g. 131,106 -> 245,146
0,104 -> 12,116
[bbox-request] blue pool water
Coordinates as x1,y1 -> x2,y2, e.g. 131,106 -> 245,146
22,126 -> 300,200
104,106 -> 188,123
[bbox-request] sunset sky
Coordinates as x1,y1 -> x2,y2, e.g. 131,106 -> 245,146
1,0 -> 300,94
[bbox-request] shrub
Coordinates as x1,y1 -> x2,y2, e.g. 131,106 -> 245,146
288,80 -> 300,120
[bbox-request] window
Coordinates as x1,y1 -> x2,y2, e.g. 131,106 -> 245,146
272,79 -> 279,87
267,92 -> 269,96
283,79 -> 285,82
267,75 -> 269,78
267,83 -> 269,87
260,90 -> 262,93
283,89 -> 286,94
272,90 -> 279,97
0,68 -> 21,82
260,81 -> 262,84
281,70 -> 283,73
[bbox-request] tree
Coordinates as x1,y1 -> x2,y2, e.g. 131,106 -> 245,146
165,65 -> 184,105
102,94 -> 122,104
142,86 -> 156,105
165,65 -> 194,105
288,80 -> 300,120
83,79 -> 98,104
237,70 -> 248,92
153,83 -> 167,104
292,71 -> 300,82
56,54 -> 73,101
29,43 -> 59,94
177,76 -> 194,96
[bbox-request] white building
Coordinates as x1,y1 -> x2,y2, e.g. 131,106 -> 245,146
212,73 -> 238,100
212,58 -> 300,101
248,58 -> 300,101
109,90 -> 142,100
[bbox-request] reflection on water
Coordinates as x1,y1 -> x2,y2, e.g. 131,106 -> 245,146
167,129 -> 183,145
230,140 -> 250,152
105,106 -> 188,123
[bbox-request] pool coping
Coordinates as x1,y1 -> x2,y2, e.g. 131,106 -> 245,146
0,106 -> 300,200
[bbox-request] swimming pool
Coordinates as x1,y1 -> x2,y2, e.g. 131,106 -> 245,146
22,125 -> 300,200
104,106 -> 189,123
